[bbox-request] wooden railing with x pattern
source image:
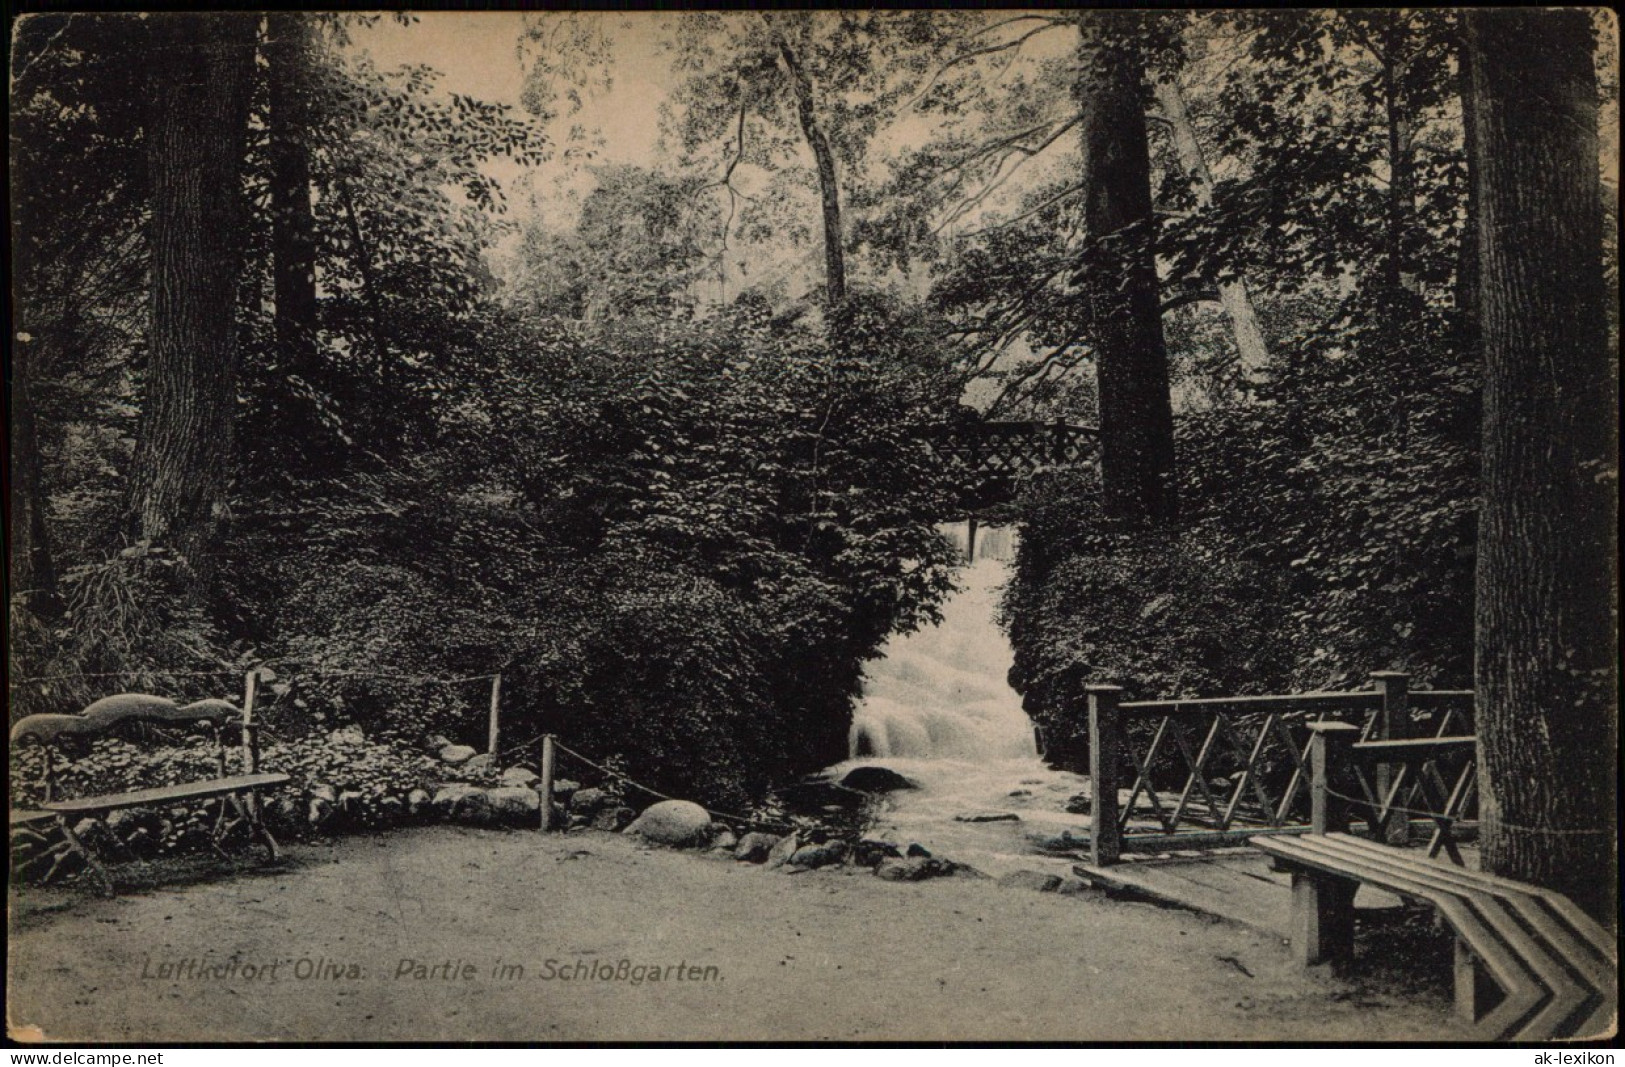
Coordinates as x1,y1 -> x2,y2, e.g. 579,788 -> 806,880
923,419 -> 1100,515
1083,672 -> 1478,866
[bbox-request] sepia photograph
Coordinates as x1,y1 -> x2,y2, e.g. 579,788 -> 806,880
6,8 -> 1619,1047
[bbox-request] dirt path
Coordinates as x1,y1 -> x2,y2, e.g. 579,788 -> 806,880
8,825 -> 1470,1043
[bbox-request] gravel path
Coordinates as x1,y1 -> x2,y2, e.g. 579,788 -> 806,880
8,825 -> 1471,1043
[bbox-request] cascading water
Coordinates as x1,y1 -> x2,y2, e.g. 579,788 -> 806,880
831,522 -> 1091,878
848,524 -> 1036,761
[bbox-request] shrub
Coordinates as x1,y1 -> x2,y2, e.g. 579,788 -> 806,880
1004,310 -> 1477,771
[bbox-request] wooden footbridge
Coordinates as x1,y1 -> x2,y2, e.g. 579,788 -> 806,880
927,417 -> 1099,517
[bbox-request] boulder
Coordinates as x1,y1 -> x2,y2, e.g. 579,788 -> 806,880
376,795 -> 404,822
591,806 -> 634,832
851,839 -> 903,867
106,809 -> 158,838
454,788 -> 495,825
462,753 -> 494,776
765,833 -> 801,869
734,832 -> 780,863
570,787 -> 610,815
624,800 -> 714,847
328,725 -> 366,746
906,843 -> 932,858
431,783 -> 483,817
552,778 -> 581,803
874,857 -> 928,882
777,780 -> 865,816
954,811 -> 1020,823
710,828 -> 739,853
876,856 -> 962,882
439,744 -> 478,766
788,842 -> 846,870
1027,828 -> 1089,853
487,786 -> 542,824
500,766 -> 538,787
998,869 -> 1062,893
429,735 -> 453,750
308,781 -> 338,805
406,788 -> 432,816
838,766 -> 918,793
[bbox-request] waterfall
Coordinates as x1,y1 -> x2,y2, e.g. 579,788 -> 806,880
834,521 -> 1089,878
847,523 -> 1036,761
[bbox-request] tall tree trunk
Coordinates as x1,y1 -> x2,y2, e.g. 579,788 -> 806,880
9,339 -> 60,619
1454,32 -> 1480,347
1153,78 -> 1272,385
267,13 -> 319,377
128,14 -> 256,576
764,16 -> 847,307
263,12 -> 329,471
1382,46 -> 1418,298
1075,16 -> 1177,525
1467,9 -> 1617,923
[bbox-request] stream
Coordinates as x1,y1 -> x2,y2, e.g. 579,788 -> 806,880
827,523 -> 1093,879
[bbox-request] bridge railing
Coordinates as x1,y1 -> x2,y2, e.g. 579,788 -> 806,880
1083,672 -> 1477,865
921,419 -> 1100,482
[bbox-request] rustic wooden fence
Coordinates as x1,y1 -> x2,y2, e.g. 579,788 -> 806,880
1084,671 -> 1477,865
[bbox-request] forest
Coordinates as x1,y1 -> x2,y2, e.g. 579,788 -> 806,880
8,12 -> 1617,915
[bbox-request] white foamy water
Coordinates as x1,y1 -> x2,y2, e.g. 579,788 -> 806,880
833,523 -> 1093,878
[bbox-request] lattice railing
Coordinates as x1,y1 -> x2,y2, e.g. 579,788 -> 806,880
923,419 -> 1100,510
1082,673 -> 1477,865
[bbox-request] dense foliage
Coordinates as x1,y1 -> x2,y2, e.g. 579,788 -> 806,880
231,296 -> 964,804
1004,304 -> 1479,759
9,14 -> 965,808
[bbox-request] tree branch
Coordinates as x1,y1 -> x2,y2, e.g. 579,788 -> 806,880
1159,289 -> 1221,313
905,21 -> 1069,112
986,334 -> 1090,416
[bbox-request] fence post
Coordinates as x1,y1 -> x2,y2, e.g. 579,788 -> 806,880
242,668 -> 261,816
487,673 -> 503,757
1370,670 -> 1410,843
1088,685 -> 1124,866
1308,722 -> 1359,834
242,668 -> 258,769
539,734 -> 556,831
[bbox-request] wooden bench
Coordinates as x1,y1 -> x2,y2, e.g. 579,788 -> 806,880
9,693 -> 291,895
1252,723 -> 1616,1042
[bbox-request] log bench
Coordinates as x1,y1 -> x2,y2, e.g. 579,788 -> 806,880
1252,723 -> 1616,1042
9,694 -> 290,895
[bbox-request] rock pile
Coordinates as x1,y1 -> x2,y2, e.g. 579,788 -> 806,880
13,723 -> 1086,903
610,805 -> 977,884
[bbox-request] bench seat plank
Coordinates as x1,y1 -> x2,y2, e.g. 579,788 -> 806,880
1277,835 -> 1592,1040
1256,833 -> 1612,1041
1257,835 -> 1546,1039
1307,834 -> 1618,989
43,773 -> 291,815
1304,833 -> 1615,957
